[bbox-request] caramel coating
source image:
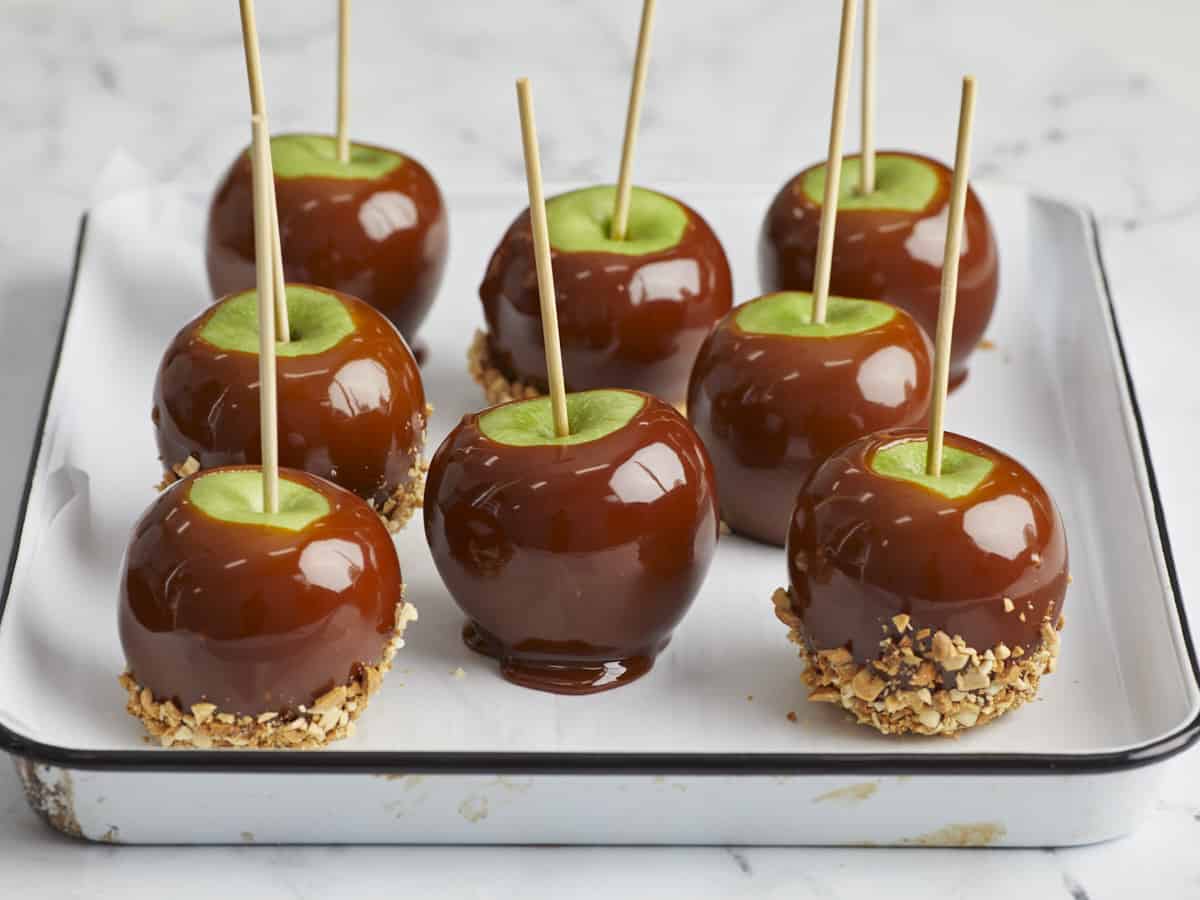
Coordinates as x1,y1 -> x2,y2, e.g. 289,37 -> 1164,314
118,467 -> 405,716
687,300 -> 932,546
424,393 -> 719,693
153,286 -> 426,508
206,138 -> 448,342
787,428 -> 1069,663
759,152 -> 998,387
479,197 -> 732,407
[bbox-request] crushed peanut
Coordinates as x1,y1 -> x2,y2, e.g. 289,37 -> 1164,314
770,588 -> 1062,737
852,668 -> 886,702
367,454 -> 429,533
469,330 -> 687,416
468,330 -> 544,406
155,456 -> 200,491
119,598 -> 417,750
155,406 -> 433,534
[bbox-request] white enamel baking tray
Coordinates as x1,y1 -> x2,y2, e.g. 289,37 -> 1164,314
2,181 -> 1197,846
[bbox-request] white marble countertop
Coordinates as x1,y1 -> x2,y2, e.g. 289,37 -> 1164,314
3,0 -> 1200,894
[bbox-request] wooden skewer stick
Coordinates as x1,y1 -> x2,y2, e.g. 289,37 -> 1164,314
811,0 -> 858,325
610,0 -> 657,242
926,75 -> 977,477
251,114 -> 280,513
237,0 -> 289,341
238,0 -> 266,117
859,0 -> 877,194
266,167 -> 290,342
336,0 -> 351,163
515,78 -> 570,438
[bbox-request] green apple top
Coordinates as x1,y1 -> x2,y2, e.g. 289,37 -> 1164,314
801,153 -> 939,212
266,134 -> 405,181
200,286 -> 355,356
478,389 -> 647,447
189,469 -> 331,531
735,291 -> 896,338
545,186 -> 688,255
870,437 -> 995,500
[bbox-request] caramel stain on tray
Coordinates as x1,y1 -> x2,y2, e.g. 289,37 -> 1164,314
459,795 -> 489,823
978,338 -> 997,350
901,822 -> 1006,847
455,778 -> 532,823
649,775 -> 687,792
15,759 -> 81,838
813,781 -> 878,806
492,776 -> 532,793
384,779 -> 433,819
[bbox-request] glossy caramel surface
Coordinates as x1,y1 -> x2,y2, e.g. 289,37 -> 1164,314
424,393 -> 719,693
787,429 -> 1069,662
687,301 -> 932,546
206,137 -> 448,341
118,466 -> 404,715
153,286 -> 426,506
759,152 -> 998,386
479,197 -> 732,406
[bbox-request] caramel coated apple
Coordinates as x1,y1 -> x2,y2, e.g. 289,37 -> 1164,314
476,185 -> 732,408
776,428 -> 1068,736
687,291 -> 932,546
118,466 -> 414,748
153,284 -> 427,530
424,389 -> 719,693
759,152 -> 997,388
207,134 -> 448,343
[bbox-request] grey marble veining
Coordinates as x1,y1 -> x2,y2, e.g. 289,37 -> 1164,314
2,1 -> 1200,895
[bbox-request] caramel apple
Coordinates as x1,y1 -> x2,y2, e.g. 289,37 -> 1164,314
118,466 -> 416,748
153,283 -> 428,531
472,185 -> 732,409
759,152 -> 998,388
687,291 -> 932,546
206,134 -> 448,344
424,389 -> 719,693
773,429 -> 1068,735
